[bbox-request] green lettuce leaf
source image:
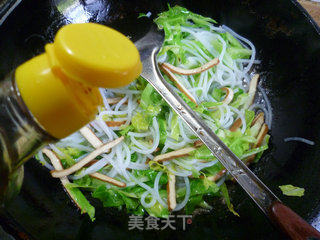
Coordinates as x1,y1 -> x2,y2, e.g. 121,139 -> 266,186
230,92 -> 249,109
245,110 -> 255,127
92,186 -> 141,213
65,184 -> 95,221
211,88 -> 224,102
158,118 -> 167,145
132,169 -> 168,185
225,32 -> 243,48
154,5 -> 217,64
190,179 -> 219,196
185,195 -> 208,214
119,125 -> 134,136
140,83 -> 155,110
177,178 -> 219,214
146,201 -> 169,218
132,112 -> 149,132
138,13 -> 149,19
170,113 -> 180,141
202,162 -> 224,177
192,145 -> 214,160
241,145 -> 268,160
57,147 -> 80,167
226,47 -> 252,60
220,183 -> 239,217
279,185 -> 305,197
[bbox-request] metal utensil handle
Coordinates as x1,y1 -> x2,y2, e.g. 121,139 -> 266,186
142,47 -> 279,215
269,201 -> 320,239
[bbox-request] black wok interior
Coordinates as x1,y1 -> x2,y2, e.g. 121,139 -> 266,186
1,0 -> 320,239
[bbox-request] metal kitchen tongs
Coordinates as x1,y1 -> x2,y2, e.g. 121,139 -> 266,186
135,25 -> 320,240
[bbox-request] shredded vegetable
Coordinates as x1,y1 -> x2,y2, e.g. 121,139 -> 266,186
36,6 -> 272,220
279,185 -> 305,197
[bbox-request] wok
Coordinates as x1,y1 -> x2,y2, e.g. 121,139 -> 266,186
1,0 -> 320,239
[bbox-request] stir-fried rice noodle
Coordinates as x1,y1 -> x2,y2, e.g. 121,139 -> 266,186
36,7 -> 273,217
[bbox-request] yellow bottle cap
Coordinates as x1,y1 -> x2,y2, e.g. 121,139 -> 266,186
46,23 -> 142,88
15,23 -> 142,139
16,54 -> 102,139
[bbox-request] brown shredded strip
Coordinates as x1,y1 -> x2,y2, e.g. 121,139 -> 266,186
80,126 -> 127,186
229,118 -> 242,132
160,65 -> 198,105
106,121 -> 126,127
106,97 -> 127,105
51,137 -> 124,178
42,148 -> 82,209
228,75 -> 260,132
84,159 -> 99,167
153,147 -> 196,163
193,140 -> 204,147
255,123 -> 268,148
161,58 -> 219,75
250,113 -> 265,139
80,126 -> 103,148
244,74 -> 259,109
42,149 -> 63,171
245,155 -> 255,165
221,87 -> 234,105
90,172 -> 126,188
44,148 -> 126,188
251,112 -> 264,128
167,173 -> 177,211
201,169 -> 227,182
246,123 -> 268,164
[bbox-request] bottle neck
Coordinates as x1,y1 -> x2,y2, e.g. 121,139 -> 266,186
0,72 -> 56,203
